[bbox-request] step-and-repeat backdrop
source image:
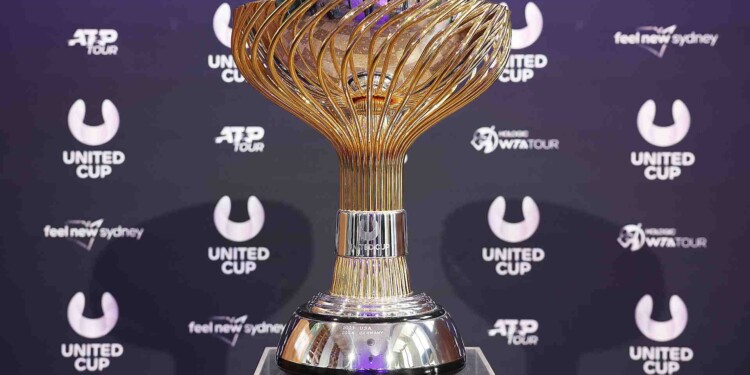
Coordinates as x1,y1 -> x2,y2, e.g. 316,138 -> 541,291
2,0 -> 749,374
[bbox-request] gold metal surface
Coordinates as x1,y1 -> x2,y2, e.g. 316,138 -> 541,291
232,0 -> 511,299
232,0 -> 511,211
331,255 -> 411,297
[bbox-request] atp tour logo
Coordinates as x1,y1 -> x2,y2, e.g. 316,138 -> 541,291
63,99 -> 125,179
617,223 -> 707,251
215,126 -> 265,153
68,29 -> 119,56
188,315 -> 284,347
43,219 -> 145,251
630,100 -> 695,180
614,25 -> 719,58
208,3 -> 244,83
488,319 -> 539,346
61,292 -> 124,372
482,196 -> 545,276
499,2 -> 547,83
208,196 -> 270,275
629,295 -> 693,374
470,126 -> 558,154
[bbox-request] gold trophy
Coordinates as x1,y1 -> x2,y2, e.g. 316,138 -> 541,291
232,0 -> 510,372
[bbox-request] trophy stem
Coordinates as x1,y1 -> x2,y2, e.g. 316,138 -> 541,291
339,158 -> 404,211
331,209 -> 411,298
330,256 -> 412,298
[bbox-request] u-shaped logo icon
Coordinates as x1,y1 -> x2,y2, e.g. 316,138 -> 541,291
67,292 -> 119,339
635,294 -> 688,343
213,3 -> 232,48
637,99 -> 691,148
511,2 -> 543,50
214,195 -> 265,242
68,99 -> 120,146
358,216 -> 380,242
488,196 -> 540,243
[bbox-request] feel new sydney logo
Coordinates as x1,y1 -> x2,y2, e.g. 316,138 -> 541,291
614,25 -> 718,58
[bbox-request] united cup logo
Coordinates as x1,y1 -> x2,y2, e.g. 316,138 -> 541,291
68,99 -> 120,146
630,99 -> 695,181
208,196 -> 270,275
510,2 -> 543,50
637,100 -> 690,148
488,196 -> 540,243
482,196 -> 545,276
357,215 -> 380,242
61,292 -> 124,371
352,215 -> 389,253
635,295 -> 688,343
629,295 -> 693,374
207,3 -> 244,83
63,99 -> 125,179
213,195 -> 265,243
500,2 -> 547,83
67,292 -> 119,339
212,3 -> 232,48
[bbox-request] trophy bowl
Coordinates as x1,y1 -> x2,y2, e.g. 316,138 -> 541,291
232,0 -> 511,372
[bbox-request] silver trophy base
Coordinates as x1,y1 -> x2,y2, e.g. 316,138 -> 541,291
276,293 -> 466,374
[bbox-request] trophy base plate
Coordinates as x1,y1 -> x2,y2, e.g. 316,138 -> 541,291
276,293 -> 466,373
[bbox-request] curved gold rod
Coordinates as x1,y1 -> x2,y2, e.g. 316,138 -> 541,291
233,0 -> 511,211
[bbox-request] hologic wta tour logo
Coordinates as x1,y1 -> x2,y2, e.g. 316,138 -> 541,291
208,3 -> 244,83
629,295 -> 693,374
61,292 -> 124,372
500,2 -> 547,83
68,29 -> 119,56
488,319 -> 539,346
43,219 -> 145,251
470,126 -> 558,154
630,100 -> 695,181
208,196 -> 270,275
64,99 -> 125,179
614,25 -> 718,58
215,126 -> 266,153
617,223 -> 707,252
188,315 -> 284,347
482,196 -> 545,276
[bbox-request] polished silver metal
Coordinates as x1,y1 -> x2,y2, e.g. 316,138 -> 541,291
277,303 -> 465,371
306,292 -> 440,319
336,210 -> 407,257
278,209 -> 466,372
347,72 -> 393,92
256,347 -> 493,375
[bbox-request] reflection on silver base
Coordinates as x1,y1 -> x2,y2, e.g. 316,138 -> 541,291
276,293 -> 466,373
256,348 -> 494,375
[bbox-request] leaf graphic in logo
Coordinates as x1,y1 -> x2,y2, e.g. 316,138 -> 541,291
636,25 -> 677,58
210,315 -> 248,347
66,219 -> 104,251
